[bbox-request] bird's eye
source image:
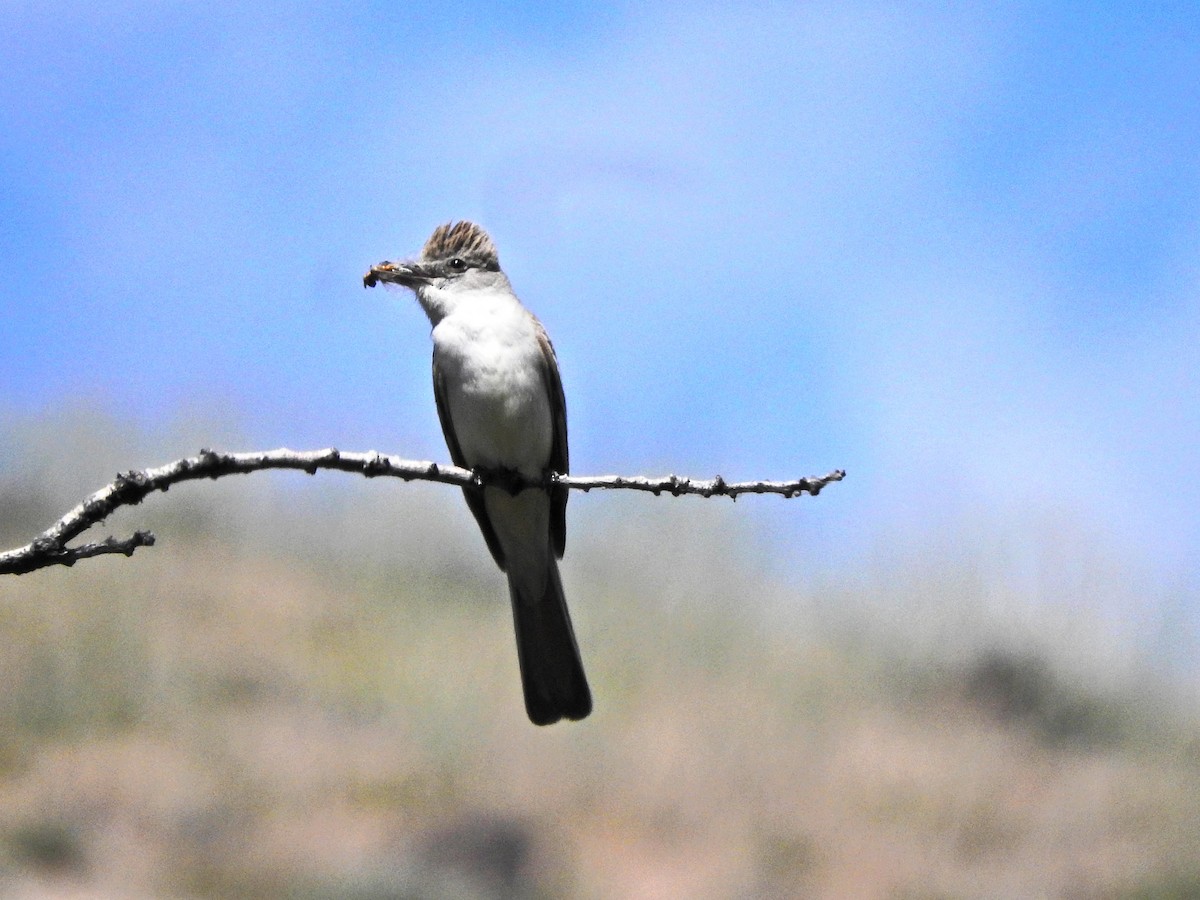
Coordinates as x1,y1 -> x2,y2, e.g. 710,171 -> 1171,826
448,257 -> 466,271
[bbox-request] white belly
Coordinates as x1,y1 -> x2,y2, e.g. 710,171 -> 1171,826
433,312 -> 553,478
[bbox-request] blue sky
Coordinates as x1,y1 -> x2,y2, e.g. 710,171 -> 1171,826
3,3 -> 1198,646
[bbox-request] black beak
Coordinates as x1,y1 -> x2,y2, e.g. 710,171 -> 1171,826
363,261 -> 434,289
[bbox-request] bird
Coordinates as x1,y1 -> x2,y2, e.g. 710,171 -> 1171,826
363,222 -> 592,725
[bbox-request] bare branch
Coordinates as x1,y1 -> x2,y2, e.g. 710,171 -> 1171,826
555,471 -> 844,498
5,533 -> 158,576
0,447 -> 844,576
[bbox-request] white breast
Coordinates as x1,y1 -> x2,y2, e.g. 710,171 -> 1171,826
432,298 -> 554,477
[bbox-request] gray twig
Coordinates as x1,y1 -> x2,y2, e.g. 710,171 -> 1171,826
0,448 -> 844,576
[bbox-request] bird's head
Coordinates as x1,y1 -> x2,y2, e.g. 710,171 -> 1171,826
364,221 -> 501,290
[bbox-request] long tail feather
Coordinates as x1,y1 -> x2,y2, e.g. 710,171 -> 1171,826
509,562 -> 591,725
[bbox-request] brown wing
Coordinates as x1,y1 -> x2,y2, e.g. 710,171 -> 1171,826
433,354 -> 507,571
536,323 -> 569,559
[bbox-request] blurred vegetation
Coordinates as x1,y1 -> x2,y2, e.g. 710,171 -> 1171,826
1,407 -> 1198,898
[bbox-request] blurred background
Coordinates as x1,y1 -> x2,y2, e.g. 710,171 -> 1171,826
3,3 -> 1199,897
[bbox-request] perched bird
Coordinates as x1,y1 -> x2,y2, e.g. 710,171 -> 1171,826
364,222 -> 591,725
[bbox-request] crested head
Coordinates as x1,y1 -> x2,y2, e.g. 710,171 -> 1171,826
421,221 -> 500,271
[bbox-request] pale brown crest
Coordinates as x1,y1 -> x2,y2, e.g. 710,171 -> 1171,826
421,221 -> 500,270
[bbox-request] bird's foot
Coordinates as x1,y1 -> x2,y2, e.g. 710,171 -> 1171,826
474,466 -> 533,496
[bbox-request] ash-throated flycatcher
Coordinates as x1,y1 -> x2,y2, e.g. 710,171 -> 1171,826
364,222 -> 591,725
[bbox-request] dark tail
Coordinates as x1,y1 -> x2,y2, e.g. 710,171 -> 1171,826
509,562 -> 592,725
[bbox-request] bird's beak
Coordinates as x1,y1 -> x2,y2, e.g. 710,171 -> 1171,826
363,261 -> 434,289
